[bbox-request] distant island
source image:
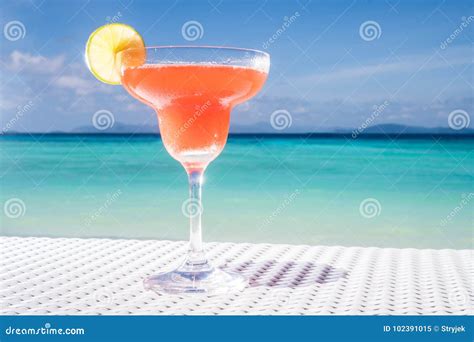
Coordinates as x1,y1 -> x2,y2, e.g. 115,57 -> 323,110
333,123 -> 474,135
2,123 -> 473,135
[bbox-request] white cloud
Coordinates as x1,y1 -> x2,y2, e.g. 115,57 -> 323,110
302,45 -> 473,84
2,51 -> 114,96
1,47 -> 471,132
54,75 -> 96,96
52,62 -> 116,96
114,95 -> 130,102
125,102 -> 144,111
5,50 -> 65,74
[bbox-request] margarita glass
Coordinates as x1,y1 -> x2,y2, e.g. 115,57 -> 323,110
120,46 -> 270,294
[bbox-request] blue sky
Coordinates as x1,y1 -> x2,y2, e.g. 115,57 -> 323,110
0,0 -> 472,133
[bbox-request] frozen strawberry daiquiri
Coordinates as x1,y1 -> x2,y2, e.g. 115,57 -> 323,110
120,47 -> 269,294
121,62 -> 268,171
85,24 -> 270,294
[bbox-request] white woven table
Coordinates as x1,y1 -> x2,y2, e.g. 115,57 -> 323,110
0,236 -> 472,315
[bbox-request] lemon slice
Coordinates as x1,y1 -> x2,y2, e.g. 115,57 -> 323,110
85,23 -> 145,85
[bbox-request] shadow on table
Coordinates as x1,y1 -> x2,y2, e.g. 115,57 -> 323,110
222,259 -> 348,288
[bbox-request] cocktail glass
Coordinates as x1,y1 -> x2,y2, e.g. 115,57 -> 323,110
119,46 -> 270,294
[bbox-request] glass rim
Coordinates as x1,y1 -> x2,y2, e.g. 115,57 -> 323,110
120,45 -> 270,58
119,45 -> 270,73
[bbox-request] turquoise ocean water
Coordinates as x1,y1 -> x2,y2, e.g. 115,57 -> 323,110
1,135 -> 472,249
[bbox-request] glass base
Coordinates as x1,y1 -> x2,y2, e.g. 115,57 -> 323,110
144,258 -> 247,295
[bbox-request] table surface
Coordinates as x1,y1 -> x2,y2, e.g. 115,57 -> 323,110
0,236 -> 472,315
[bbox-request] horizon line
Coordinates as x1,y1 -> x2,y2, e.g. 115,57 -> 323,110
2,132 -> 473,138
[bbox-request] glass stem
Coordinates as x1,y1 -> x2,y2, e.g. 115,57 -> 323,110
186,168 -> 207,266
